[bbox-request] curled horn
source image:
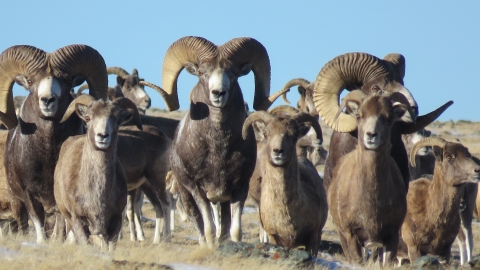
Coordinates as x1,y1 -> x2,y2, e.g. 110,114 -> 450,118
242,111 -> 274,140
113,97 -> 143,131
410,137 -> 447,167
220,38 -> 271,111
268,105 -> 299,117
138,81 -> 170,105
60,94 -> 95,123
107,67 -> 129,78
0,45 -> 47,129
383,53 -> 405,83
280,78 -> 311,104
313,53 -> 390,133
77,83 -> 89,95
400,101 -> 454,135
162,36 -> 218,111
333,90 -> 367,127
293,112 -> 323,144
50,44 -> 107,100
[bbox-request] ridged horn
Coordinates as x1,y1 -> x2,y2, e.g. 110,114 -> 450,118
280,78 -> 311,104
220,37 -> 271,111
313,53 -> 390,133
77,83 -> 89,95
139,80 -> 169,106
107,67 -> 129,79
383,53 -> 405,83
400,101 -> 454,134
60,94 -> 95,123
113,97 -> 142,131
410,137 -> 447,167
50,44 -> 107,100
162,36 -> 218,111
268,105 -> 299,117
293,112 -> 323,143
333,90 -> 367,128
0,45 -> 47,129
242,111 -> 274,140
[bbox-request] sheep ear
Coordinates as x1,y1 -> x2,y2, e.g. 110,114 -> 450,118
298,86 -> 306,96
14,75 -> 31,91
298,123 -> 311,137
119,108 -> 134,125
433,146 -> 443,162
239,63 -> 252,77
117,76 -> 125,86
253,121 -> 266,141
184,62 -> 199,76
393,104 -> 408,121
345,100 -> 361,117
75,103 -> 89,122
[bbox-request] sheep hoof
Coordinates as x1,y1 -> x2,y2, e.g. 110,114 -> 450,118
365,241 -> 383,249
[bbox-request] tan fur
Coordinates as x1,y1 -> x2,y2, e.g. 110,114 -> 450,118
401,141 -> 480,263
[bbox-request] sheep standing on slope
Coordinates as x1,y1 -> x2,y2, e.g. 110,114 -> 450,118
328,91 -> 413,265
243,109 -> 327,256
54,95 -> 142,249
401,137 -> 480,263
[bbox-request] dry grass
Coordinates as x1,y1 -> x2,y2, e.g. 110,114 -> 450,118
1,110 -> 479,269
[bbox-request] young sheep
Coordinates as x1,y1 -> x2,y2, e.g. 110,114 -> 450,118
401,137 -> 480,263
54,95 -> 141,249
242,110 -> 328,256
328,91 -> 411,265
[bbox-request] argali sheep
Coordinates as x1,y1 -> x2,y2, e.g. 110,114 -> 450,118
401,137 -> 480,263
280,78 -> 328,167
313,52 -> 453,193
164,36 -> 286,247
328,91 -> 412,265
0,44 -> 108,243
242,110 -> 327,256
54,96 -> 141,249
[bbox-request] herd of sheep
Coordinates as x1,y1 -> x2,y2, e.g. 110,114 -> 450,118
0,36 -> 477,267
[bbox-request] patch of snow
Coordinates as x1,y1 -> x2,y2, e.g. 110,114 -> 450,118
167,263 -> 215,270
242,206 -> 258,214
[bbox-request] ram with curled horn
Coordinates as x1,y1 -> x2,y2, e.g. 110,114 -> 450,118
312,52 -> 453,192
164,36 -> 285,247
0,44 -> 107,243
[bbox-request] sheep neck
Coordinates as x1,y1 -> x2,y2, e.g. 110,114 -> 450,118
428,165 -> 463,222
262,156 -> 302,204
79,137 -> 118,195
355,142 -> 392,193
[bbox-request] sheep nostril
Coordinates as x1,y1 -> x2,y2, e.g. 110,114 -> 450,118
41,97 -> 56,106
273,149 -> 283,155
212,90 -> 225,97
366,132 -> 377,139
475,168 -> 480,174
97,133 -> 109,139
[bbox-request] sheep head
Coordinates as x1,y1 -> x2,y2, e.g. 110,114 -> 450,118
312,52 -> 452,133
243,110 -> 318,167
63,95 -> 142,151
162,36 -> 288,111
0,44 -> 108,129
341,91 -> 412,151
410,137 -> 480,185
280,78 -> 317,118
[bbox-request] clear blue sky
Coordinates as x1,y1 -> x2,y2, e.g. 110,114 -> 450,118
1,1 -> 478,121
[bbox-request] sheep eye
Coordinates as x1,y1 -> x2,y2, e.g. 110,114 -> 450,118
372,86 -> 381,92
85,116 -> 90,122
27,80 -> 32,85
263,131 -> 268,138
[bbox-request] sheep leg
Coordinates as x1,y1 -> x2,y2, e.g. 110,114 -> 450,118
142,185 -> 167,244
230,200 -> 244,243
459,183 -> 476,265
169,192 -> 177,231
212,202 -> 221,239
10,197 -> 28,234
71,217 -> 88,245
126,190 -> 137,241
217,201 -> 230,243
338,231 -> 362,264
51,212 -> 66,241
406,244 -> 421,264
133,189 -> 146,241
24,193 -> 46,243
382,236 -> 399,267
457,230 -> 467,265
179,185 -> 206,245
307,230 -> 320,257
176,196 -> 188,222
192,190 -> 215,248
106,214 -> 123,251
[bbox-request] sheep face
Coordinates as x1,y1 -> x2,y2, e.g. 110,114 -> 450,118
75,100 -> 133,150
361,74 -> 417,123
434,143 -> 480,185
185,62 -> 251,108
14,74 -> 76,119
403,129 -> 432,156
264,118 -> 299,166
116,75 -> 151,112
297,85 -> 318,118
348,96 -> 407,151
